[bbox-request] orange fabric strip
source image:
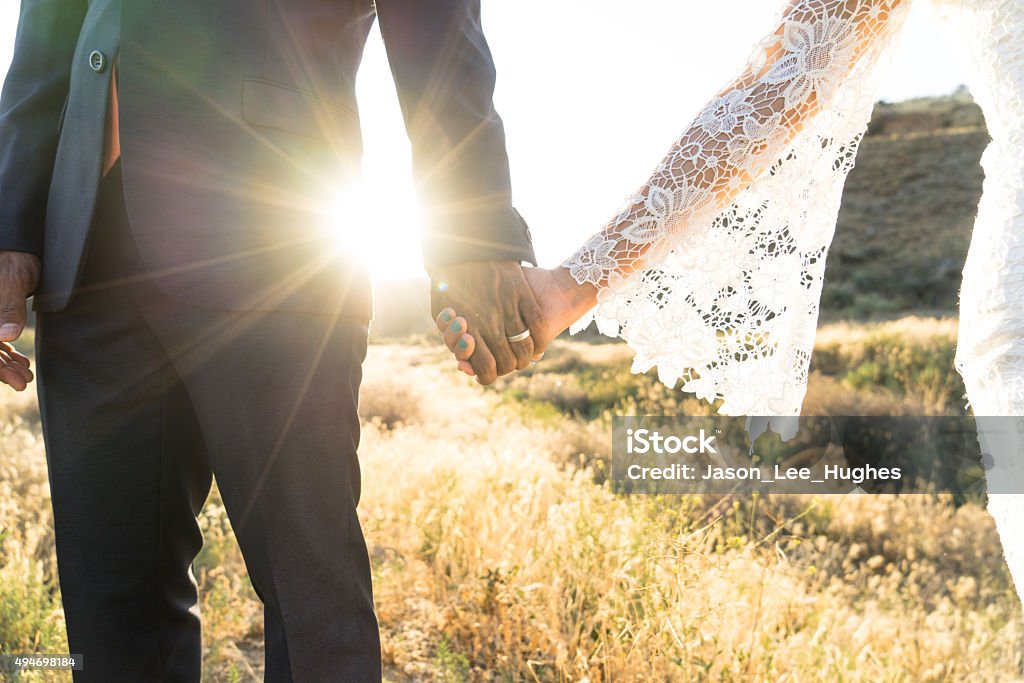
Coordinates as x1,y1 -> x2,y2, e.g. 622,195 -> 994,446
102,61 -> 120,178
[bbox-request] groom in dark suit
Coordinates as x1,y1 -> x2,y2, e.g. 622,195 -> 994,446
0,0 -> 543,680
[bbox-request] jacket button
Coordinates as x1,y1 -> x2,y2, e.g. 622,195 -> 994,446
88,50 -> 106,73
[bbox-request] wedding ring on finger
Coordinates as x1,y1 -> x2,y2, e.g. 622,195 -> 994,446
506,329 -> 531,343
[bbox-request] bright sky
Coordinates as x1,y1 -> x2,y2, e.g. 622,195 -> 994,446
0,1 -> 966,280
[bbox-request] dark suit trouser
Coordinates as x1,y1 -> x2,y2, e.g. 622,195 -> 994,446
34,164 -> 382,682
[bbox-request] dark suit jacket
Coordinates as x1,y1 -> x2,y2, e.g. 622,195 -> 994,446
0,0 -> 536,316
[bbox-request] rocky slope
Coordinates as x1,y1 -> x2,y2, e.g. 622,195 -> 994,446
822,87 -> 986,319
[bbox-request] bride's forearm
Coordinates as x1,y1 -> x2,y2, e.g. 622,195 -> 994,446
561,0 -> 904,291
552,265 -> 599,315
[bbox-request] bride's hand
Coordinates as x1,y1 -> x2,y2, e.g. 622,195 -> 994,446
435,267 -> 598,377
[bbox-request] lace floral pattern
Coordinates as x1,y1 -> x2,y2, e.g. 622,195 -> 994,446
563,0 -> 911,416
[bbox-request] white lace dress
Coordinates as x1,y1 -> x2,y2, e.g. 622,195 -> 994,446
562,0 -> 1024,604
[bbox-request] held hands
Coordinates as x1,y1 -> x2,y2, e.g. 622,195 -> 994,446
435,266 -> 598,381
428,260 -> 548,385
0,250 -> 39,391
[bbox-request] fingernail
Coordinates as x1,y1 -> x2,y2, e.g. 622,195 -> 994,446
450,321 -> 462,333
440,309 -> 452,322
457,337 -> 468,350
0,324 -> 20,340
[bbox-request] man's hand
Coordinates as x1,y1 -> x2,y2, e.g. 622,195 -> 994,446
429,261 -> 546,385
0,251 -> 40,391
436,266 -> 599,378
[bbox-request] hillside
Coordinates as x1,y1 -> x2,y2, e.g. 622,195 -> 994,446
822,87 -> 986,319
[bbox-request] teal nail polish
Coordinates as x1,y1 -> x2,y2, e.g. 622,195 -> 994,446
450,320 -> 462,333
457,338 -> 468,350
440,310 -> 452,322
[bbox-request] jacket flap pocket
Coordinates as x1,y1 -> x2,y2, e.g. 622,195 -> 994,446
241,78 -> 357,143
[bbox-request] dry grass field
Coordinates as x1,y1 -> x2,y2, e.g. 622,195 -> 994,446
1,317 -> 1022,681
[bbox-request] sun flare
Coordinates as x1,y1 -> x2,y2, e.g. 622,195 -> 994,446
324,175 -> 426,281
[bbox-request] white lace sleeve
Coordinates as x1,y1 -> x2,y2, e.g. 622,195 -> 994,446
563,0 -> 912,416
